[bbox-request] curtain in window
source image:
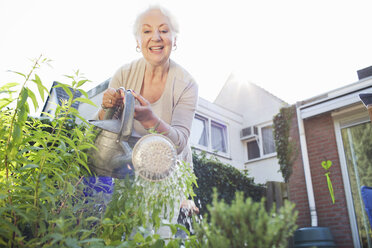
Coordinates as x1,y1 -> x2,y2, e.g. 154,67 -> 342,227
190,117 -> 208,146
211,122 -> 227,153
262,126 -> 275,155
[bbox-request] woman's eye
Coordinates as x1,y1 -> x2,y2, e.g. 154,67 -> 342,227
160,30 -> 168,33
143,30 -> 150,34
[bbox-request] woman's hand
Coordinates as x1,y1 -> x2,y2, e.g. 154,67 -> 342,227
98,87 -> 125,120
130,90 -> 159,129
102,87 -> 124,109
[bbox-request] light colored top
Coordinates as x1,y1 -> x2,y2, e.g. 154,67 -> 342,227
95,58 -> 198,164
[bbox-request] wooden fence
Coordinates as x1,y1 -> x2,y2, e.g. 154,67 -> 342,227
265,181 -> 288,212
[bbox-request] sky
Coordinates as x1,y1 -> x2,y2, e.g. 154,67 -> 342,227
1,0 -> 372,110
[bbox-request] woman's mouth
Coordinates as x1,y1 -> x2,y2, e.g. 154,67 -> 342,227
149,46 -> 164,51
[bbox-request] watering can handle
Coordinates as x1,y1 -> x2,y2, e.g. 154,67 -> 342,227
116,89 -> 135,142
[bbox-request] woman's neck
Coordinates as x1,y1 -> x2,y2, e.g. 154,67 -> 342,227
144,60 -> 170,82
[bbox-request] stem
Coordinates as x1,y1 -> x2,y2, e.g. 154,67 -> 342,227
4,54 -> 42,245
33,81 -> 78,236
5,55 -> 42,179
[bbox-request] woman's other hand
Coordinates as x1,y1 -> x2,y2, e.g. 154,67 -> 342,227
131,90 -> 158,129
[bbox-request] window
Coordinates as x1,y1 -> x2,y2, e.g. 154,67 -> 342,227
190,114 -> 228,154
190,115 -> 208,146
246,124 -> 276,161
262,125 -> 276,155
340,121 -> 372,247
211,121 -> 227,153
247,139 -> 260,160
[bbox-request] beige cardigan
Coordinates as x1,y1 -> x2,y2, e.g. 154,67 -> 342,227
96,58 -> 198,164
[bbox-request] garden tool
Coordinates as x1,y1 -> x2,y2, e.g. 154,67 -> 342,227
88,88 -> 177,181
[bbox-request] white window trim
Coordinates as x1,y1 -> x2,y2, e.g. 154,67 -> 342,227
191,114 -> 230,158
245,123 -> 277,162
333,110 -> 369,248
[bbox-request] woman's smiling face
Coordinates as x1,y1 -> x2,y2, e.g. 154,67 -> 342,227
138,9 -> 175,67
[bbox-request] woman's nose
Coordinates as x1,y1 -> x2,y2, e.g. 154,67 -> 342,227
151,31 -> 161,41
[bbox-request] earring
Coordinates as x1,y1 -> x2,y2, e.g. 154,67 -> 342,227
136,46 -> 141,53
172,44 -> 177,51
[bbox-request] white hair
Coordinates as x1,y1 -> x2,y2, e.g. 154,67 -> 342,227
133,5 -> 179,40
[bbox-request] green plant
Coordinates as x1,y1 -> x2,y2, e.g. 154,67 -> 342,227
194,190 -> 298,248
192,151 -> 266,217
0,56 -> 200,247
273,106 -> 297,182
0,56 -> 103,247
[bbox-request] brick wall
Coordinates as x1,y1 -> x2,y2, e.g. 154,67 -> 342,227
288,107 -> 311,228
289,110 -> 354,247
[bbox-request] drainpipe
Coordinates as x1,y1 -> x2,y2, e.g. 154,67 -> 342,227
296,103 -> 318,227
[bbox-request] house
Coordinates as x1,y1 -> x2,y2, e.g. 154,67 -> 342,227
191,74 -> 287,183
41,81 -> 82,117
289,66 -> 372,247
77,74 -> 287,184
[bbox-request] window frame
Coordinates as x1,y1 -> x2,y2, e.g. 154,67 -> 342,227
333,109 -> 371,247
190,113 -> 230,157
245,123 -> 277,162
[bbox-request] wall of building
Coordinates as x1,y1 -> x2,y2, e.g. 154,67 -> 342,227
288,107 -> 312,228
290,109 -> 353,247
245,156 -> 282,184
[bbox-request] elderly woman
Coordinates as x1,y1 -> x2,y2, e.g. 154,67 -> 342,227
94,5 -> 198,239
97,6 -> 198,167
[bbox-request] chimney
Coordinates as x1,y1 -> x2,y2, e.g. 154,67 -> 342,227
357,65 -> 372,80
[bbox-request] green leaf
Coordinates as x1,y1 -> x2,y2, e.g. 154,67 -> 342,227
0,82 -> 19,90
19,88 -> 28,108
133,232 -> 145,243
79,238 -> 103,244
26,87 -> 38,112
12,123 -> 22,144
20,164 -> 39,170
78,89 -> 89,98
77,79 -> 89,88
150,239 -> 165,248
0,98 -> 14,109
32,74 -> 49,101
72,97 -> 97,107
8,70 -> 26,78
54,83 -> 73,99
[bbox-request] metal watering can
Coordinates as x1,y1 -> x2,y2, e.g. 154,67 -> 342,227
88,89 -> 177,181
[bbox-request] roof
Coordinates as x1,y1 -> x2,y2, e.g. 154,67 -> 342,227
298,76 -> 372,119
41,81 -> 83,114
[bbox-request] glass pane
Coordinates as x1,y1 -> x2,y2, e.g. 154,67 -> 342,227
262,125 -> 276,155
211,121 -> 227,153
247,140 -> 260,160
190,116 -> 208,147
341,122 -> 372,247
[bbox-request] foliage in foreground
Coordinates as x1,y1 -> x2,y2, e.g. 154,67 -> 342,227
194,190 -> 298,248
192,151 -> 266,216
0,56 -> 197,247
0,57 -> 298,248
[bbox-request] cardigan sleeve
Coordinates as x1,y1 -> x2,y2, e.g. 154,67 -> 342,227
165,80 -> 198,154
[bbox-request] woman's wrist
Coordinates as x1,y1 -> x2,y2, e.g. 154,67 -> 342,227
143,117 -> 161,132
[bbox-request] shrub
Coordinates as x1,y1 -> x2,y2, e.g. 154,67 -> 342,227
192,151 -> 266,216
194,190 -> 298,248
